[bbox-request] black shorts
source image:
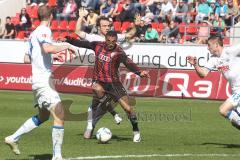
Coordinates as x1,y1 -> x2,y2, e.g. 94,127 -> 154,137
95,81 -> 128,102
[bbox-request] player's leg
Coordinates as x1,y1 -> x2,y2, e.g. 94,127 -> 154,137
93,82 -> 122,124
4,95 -> 50,155
49,102 -> 65,160
111,82 -> 140,142
118,96 -> 141,142
219,93 -> 240,129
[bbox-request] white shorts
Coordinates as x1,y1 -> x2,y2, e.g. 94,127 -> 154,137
227,92 -> 240,107
33,86 -> 61,110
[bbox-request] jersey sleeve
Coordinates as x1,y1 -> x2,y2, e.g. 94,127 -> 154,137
204,57 -> 217,71
66,36 -> 97,50
121,50 -> 141,76
85,33 -> 104,42
225,44 -> 240,57
37,27 -> 52,44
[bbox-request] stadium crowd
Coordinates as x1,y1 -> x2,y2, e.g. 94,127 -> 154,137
0,0 -> 239,44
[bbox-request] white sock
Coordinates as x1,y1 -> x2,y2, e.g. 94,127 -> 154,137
52,126 -> 64,158
227,110 -> 240,125
9,116 -> 40,142
87,106 -> 93,130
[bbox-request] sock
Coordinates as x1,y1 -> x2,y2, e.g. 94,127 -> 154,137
226,109 -> 240,126
10,115 -> 42,142
129,114 -> 139,132
52,126 -> 64,158
86,105 -> 93,130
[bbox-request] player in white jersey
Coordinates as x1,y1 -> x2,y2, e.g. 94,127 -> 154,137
187,35 -> 240,130
4,5 -> 76,160
74,8 -> 136,139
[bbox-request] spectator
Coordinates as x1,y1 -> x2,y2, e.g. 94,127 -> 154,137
56,0 -> 77,21
174,0 -> 188,23
15,8 -> 32,32
30,0 -> 47,6
112,0 -> 126,19
196,20 -> 212,44
85,9 -> 99,33
215,0 -> 228,19
100,0 -> 115,17
195,0 -> 210,23
159,21 -> 171,43
0,18 -> 4,38
213,16 -> 225,35
148,0 -> 161,16
117,0 -> 136,22
208,0 -> 217,14
167,20 -> 180,43
171,0 -> 178,17
2,17 -> 15,39
145,24 -> 159,42
225,0 -> 239,26
160,0 -> 174,22
208,12 -> 216,24
134,15 -> 148,42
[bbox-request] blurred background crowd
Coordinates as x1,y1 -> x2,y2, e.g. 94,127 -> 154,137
0,0 -> 239,44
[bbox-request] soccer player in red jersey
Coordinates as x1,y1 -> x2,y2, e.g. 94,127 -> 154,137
65,31 -> 149,142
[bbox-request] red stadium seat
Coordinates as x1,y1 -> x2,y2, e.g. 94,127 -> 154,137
11,16 -> 20,25
158,23 -> 164,32
32,20 -> 40,30
113,21 -> 121,32
179,22 -> 186,34
52,31 -> 60,40
187,23 -> 198,34
59,20 -> 68,30
29,6 -> 38,19
68,20 -> 77,31
51,20 -> 59,31
121,21 -> 130,32
151,22 -> 158,30
16,31 -> 25,39
58,32 -> 69,39
223,37 -> 230,45
69,32 -> 79,39
48,0 -> 57,6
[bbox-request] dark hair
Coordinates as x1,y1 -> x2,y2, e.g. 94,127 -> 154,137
208,35 -> 223,46
106,30 -> 117,38
6,16 -> 11,20
38,5 -> 53,21
96,16 -> 110,27
147,24 -> 152,28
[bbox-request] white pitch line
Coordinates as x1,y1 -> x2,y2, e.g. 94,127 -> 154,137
67,153 -> 240,160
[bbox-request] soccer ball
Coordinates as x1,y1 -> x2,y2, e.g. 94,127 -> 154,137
96,127 -> 112,143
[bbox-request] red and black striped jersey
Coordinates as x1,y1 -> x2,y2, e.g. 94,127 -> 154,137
66,37 -> 141,82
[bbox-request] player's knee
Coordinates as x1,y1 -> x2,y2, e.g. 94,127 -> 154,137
219,107 -> 228,117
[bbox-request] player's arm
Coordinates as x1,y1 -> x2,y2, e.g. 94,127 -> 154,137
24,53 -> 31,63
65,36 -> 97,50
121,51 -> 149,77
75,8 -> 88,39
225,43 -> 240,56
187,56 -> 210,78
42,43 -> 75,54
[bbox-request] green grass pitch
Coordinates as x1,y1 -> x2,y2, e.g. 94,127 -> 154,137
1,90 -> 240,160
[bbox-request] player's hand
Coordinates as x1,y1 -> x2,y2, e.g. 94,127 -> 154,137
140,70 -> 150,78
53,54 -> 64,62
187,56 -> 197,66
68,46 -> 77,59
